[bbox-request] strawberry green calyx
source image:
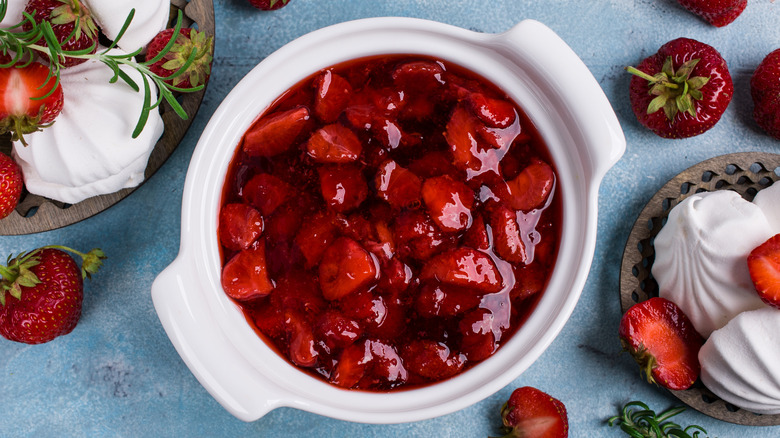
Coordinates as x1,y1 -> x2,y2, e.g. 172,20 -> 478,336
161,29 -> 213,88
622,340 -> 660,386
270,0 -> 290,7
51,0 -> 98,42
43,245 -> 106,279
626,56 -> 710,121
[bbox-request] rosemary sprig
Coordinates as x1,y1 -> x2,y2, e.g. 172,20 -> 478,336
0,0 -> 208,138
607,401 -> 713,438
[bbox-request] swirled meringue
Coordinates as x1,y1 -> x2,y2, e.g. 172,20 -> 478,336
653,190 -> 770,338
699,307 -> 780,415
83,0 -> 169,52
12,48 -> 163,204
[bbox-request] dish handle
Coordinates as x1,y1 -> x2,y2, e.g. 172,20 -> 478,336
151,254 -> 285,422
496,20 -> 626,185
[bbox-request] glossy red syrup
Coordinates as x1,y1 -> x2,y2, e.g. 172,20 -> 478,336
218,54 -> 562,391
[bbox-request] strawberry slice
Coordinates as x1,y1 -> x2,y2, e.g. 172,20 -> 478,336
467,92 -> 517,129
489,205 -> 528,264
421,175 -> 475,233
618,297 -> 704,390
498,386 -> 568,438
747,233 -> 780,309
318,164 -> 368,213
241,173 -> 294,216
402,339 -> 465,380
221,242 -> 275,301
218,203 -> 264,251
243,106 -> 311,157
504,160 -> 555,212
306,123 -> 362,163
314,70 -> 353,123
421,247 -> 503,293
375,160 -> 422,209
318,237 -> 378,300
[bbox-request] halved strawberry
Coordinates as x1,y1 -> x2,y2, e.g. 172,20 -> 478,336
218,203 -> 264,251
241,173 -> 293,217
421,175 -> 475,233
415,282 -> 481,318
747,233 -> 780,309
618,297 -> 704,390
402,339 -> 465,380
313,70 -> 352,123
490,205 -> 527,264
0,61 -> 64,145
467,93 -> 517,129
221,242 -> 275,301
318,237 -> 378,300
318,164 -> 368,213
374,159 -> 422,209
421,247 -> 503,293
243,106 -> 311,157
306,123 -> 362,163
497,386 -> 568,438
504,160 -> 555,212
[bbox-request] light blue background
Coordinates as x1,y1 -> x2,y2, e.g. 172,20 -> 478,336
2,0 -> 780,436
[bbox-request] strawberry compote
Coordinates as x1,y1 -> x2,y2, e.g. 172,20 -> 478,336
219,55 -> 561,391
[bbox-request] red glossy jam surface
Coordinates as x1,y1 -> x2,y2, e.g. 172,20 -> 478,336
219,55 -> 561,391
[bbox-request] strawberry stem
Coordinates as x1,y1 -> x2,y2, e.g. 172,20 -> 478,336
626,57 -> 709,121
40,245 -> 105,279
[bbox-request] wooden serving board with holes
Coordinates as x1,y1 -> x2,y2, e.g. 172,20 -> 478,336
619,152 -> 780,426
0,0 -> 214,235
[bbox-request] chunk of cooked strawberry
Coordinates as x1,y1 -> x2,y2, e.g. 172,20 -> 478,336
243,106 -> 311,157
360,339 -> 409,389
504,160 -> 555,212
241,173 -> 294,216
462,213 -> 490,251
402,339 -> 465,380
421,175 -> 475,233
318,164 -> 368,213
618,297 -> 703,390
294,211 -> 338,267
458,308 -> 498,361
315,309 -> 363,351
313,70 -> 353,123
467,92 -> 517,129
407,150 -> 461,180
415,282 -> 481,318
218,203 -> 264,251
444,105 -> 502,176
284,307 -> 319,367
511,264 -> 548,302
499,386 -> 569,438
376,256 -> 412,296
490,205 -> 528,264
251,304 -> 285,341
375,160 -> 422,209
318,237 -> 378,300
747,233 -> 780,309
421,247 -> 503,293
391,60 -> 445,92
263,201 -> 304,243
306,123 -> 363,163
221,242 -> 275,301
393,210 -> 452,261
331,340 -> 369,388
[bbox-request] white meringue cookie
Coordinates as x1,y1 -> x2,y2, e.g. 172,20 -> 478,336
653,191 -> 770,338
753,182 -> 780,232
12,48 -> 163,204
700,307 -> 780,415
83,0 -> 169,53
0,0 -> 24,29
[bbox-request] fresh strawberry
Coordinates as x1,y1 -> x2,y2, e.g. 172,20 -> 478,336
676,0 -> 746,27
0,153 -> 22,219
751,48 -> 780,140
318,237 -> 378,300
0,61 -> 64,145
218,203 -> 264,251
467,93 -> 517,129
421,175 -> 475,233
147,27 -> 214,89
495,386 -> 568,438
313,70 -> 352,123
618,297 -> 704,390
747,233 -> 780,309
374,160 -> 422,209
0,246 -> 104,344
627,38 -> 733,139
318,164 -> 368,213
402,339 -> 465,380
306,123 -> 362,163
221,242 -> 275,301
248,0 -> 290,10
241,173 -> 293,216
23,0 -> 98,67
490,205 -> 528,264
421,247 -> 503,293
243,106 -> 311,157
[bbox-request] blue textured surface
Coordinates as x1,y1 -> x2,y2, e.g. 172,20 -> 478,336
2,0 -> 780,436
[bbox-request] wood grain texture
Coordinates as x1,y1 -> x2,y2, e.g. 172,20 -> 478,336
619,152 -> 780,426
0,0 -> 215,235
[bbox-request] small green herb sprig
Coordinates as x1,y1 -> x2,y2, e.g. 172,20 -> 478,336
0,0 -> 208,138
608,401 -> 712,438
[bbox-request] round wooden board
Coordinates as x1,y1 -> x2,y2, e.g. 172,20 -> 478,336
619,152 -> 780,426
0,0 -> 215,235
